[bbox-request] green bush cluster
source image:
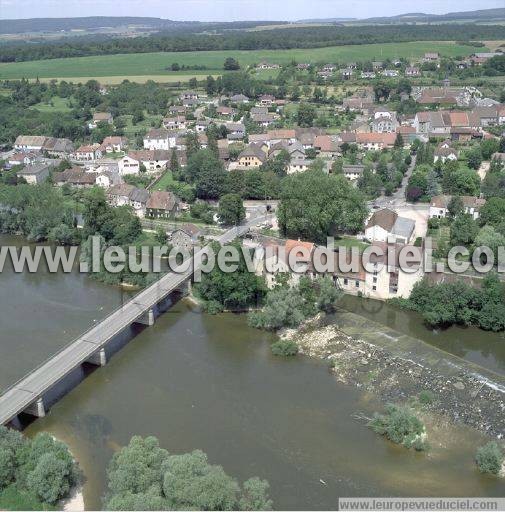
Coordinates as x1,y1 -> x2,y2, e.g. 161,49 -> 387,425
475,442 -> 504,475
104,436 -> 272,511
369,404 -> 428,451
0,427 -> 79,506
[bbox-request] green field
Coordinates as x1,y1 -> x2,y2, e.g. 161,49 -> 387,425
0,41 -> 486,81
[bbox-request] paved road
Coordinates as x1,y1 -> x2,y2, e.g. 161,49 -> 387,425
0,215 -> 271,426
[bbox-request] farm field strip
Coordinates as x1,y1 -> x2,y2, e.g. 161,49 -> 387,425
0,41 -> 487,80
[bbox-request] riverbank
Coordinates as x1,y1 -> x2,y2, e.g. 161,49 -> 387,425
279,311 -> 505,438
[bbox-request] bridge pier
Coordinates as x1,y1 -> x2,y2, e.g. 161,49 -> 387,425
86,348 -> 107,367
135,308 -> 155,326
25,398 -> 45,418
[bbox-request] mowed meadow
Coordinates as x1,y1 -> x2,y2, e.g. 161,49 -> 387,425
0,41 -> 485,82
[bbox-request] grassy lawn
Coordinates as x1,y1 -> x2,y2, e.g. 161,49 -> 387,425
121,113 -> 163,138
153,170 -> 175,191
335,236 -> 370,252
31,96 -> 72,113
0,486 -> 55,511
0,41 -> 486,81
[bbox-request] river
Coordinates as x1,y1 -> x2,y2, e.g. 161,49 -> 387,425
1,235 -> 504,509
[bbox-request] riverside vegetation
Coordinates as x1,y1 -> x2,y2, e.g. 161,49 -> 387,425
0,426 -> 80,510
104,435 -> 272,511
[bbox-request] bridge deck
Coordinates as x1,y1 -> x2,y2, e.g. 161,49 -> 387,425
0,223 -> 253,425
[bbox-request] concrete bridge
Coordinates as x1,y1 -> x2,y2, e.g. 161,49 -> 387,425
0,218 -> 267,427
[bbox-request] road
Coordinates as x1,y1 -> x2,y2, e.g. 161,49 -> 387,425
0,214 -> 271,426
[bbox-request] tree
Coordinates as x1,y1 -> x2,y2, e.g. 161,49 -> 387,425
239,478 -> 273,511
394,133 -> 404,148
206,75 -> 216,95
480,138 -> 499,160
475,225 -> 505,259
479,197 -> 505,228
27,453 -> 73,505
450,214 -> 478,246
369,405 -> 427,451
466,147 -> 483,170
196,241 -> 266,312
185,131 -> 200,160
447,196 -> 464,218
278,171 -> 368,243
316,276 -> 342,313
163,450 -> 239,510
223,57 -> 240,70
106,436 -> 169,498
217,193 -> 245,226
475,442 -> 504,475
186,149 -> 228,199
296,103 -> 316,128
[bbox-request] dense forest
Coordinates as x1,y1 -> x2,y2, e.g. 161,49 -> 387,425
1,24 -> 505,62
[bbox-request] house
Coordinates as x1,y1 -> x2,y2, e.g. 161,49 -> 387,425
225,122 -> 246,140
54,167 -> 96,188
267,129 -> 296,145
107,184 -> 135,207
322,64 -> 336,72
180,91 -> 198,101
370,110 -> 399,133
195,119 -> 211,133
317,71 -> 333,81
143,128 -> 175,150
313,135 -> 340,157
250,106 -> 268,116
118,150 -> 172,175
237,144 -> 267,168
258,94 -> 275,107
429,195 -> 486,220
256,239 -> 315,289
128,187 -> 150,218
340,68 -> 353,80
360,71 -> 376,79
230,94 -> 249,103
7,152 -> 40,167
287,159 -> 311,174
101,136 -> 127,153
216,106 -> 236,118
423,52 -> 439,61
355,132 -> 396,151
372,61 -> 383,70
251,113 -> 276,127
89,112 -> 113,129
168,105 -> 187,115
362,241 -> 423,299
14,135 -> 47,151
146,191 -> 179,219
74,144 -> 102,161
382,69 -> 399,77
405,67 -> 421,77
171,223 -> 203,252
256,61 -> 280,70
297,63 -> 310,70
96,171 -> 119,188
434,141 -> 458,163
42,137 -> 75,157
342,164 -> 365,181
16,162 -> 53,185
365,208 -> 415,244
107,184 -> 149,217
162,116 -> 186,130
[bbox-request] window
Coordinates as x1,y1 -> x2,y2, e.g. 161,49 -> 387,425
355,280 -> 359,287
372,285 -> 377,291
343,278 -> 348,285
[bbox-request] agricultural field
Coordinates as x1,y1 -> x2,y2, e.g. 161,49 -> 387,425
0,41 -> 486,82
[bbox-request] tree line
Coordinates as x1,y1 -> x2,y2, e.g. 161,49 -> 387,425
2,24 -> 505,62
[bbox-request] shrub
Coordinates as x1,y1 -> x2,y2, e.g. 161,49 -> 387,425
418,390 -> 436,406
271,339 -> 299,357
476,442 -> 504,475
369,404 -> 427,451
